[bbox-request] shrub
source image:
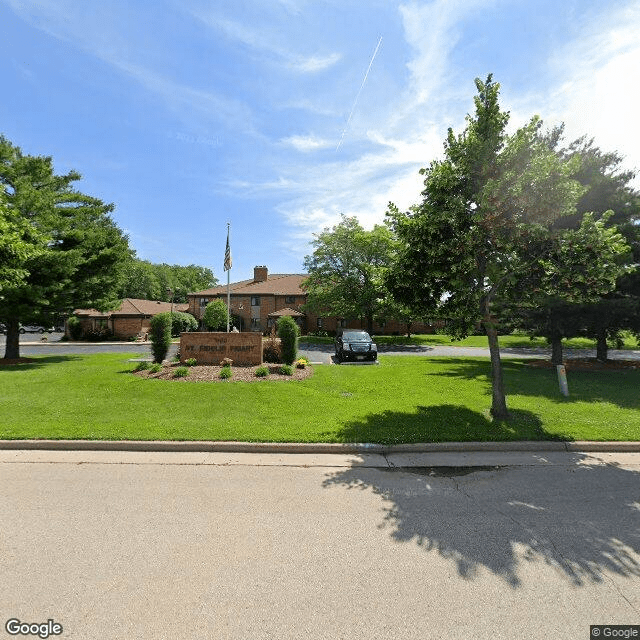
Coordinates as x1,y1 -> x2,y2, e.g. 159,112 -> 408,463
220,358 -> 233,368
277,316 -> 299,365
134,361 -> 150,371
279,364 -> 293,376
263,327 -> 282,363
67,316 -> 83,340
255,366 -> 269,378
219,367 -> 232,379
203,299 -> 228,331
173,366 -> 189,378
84,327 -> 113,342
149,363 -> 162,373
294,357 -> 308,369
150,312 -> 172,363
185,358 -> 197,367
170,311 -> 198,336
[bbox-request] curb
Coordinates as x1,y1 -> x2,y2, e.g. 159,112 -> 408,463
1,440 -> 639,454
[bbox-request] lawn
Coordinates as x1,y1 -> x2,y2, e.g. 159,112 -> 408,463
1,354 -> 639,443
300,332 -> 640,350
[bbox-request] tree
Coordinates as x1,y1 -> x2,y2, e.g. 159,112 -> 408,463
202,299 -> 228,331
0,135 -> 132,359
149,312 -> 172,363
0,190 -> 45,292
302,215 -> 395,333
117,259 -> 217,302
386,76 -> 629,419
277,315 -> 300,365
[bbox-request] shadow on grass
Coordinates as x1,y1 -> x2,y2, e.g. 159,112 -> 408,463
0,355 -> 82,370
323,404 -> 563,445
427,357 -> 640,410
322,453 -> 640,588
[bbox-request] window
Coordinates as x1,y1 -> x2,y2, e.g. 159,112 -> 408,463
199,298 -> 208,307
285,296 -> 295,304
316,318 -> 323,328
338,319 -> 347,328
251,296 -> 260,306
250,318 -> 261,330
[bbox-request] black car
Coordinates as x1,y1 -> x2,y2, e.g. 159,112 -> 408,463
334,330 -> 377,363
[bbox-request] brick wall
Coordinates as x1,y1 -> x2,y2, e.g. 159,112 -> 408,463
112,316 -> 150,338
180,332 -> 263,365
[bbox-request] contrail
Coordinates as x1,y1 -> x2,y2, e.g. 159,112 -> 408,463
336,35 -> 383,151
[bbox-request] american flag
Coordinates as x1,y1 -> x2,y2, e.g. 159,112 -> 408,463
224,227 -> 232,271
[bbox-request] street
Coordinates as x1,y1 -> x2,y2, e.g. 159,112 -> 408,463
1,450 -> 639,639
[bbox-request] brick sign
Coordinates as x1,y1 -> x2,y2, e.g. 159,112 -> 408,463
180,332 -> 263,366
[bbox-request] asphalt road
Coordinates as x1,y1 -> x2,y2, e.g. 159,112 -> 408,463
4,335 -> 640,364
1,451 -> 638,639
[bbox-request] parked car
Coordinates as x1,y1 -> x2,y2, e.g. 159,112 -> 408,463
0,323 -> 5,334
334,330 -> 378,363
19,325 -> 50,334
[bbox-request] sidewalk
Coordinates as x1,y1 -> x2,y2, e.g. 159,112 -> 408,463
1,440 -> 639,469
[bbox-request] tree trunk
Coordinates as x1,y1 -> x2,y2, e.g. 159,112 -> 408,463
4,319 -> 20,360
366,313 -> 374,335
550,335 -> 563,365
406,322 -> 412,339
484,316 -> 509,420
596,330 -> 608,362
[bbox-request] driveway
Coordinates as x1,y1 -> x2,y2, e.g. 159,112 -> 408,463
3,335 -> 640,364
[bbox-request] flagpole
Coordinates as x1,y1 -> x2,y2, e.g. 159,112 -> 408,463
226,222 -> 231,333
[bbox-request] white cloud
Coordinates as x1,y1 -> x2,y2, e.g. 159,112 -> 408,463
290,52 -> 343,73
188,10 -> 341,74
281,134 -> 334,152
538,2 -> 640,184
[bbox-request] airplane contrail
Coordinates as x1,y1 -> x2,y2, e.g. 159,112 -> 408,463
336,35 -> 383,151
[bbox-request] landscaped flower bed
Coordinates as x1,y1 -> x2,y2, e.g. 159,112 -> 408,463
133,362 -> 313,382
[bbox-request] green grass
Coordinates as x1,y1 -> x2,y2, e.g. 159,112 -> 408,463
300,332 -> 640,350
2,354 -> 639,443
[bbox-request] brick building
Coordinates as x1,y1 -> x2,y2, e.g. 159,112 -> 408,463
73,298 -> 188,339
187,266 -> 437,335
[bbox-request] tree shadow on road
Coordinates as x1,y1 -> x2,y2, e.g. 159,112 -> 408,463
322,452 -> 640,589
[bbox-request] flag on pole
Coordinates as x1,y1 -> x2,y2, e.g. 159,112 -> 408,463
224,226 -> 232,271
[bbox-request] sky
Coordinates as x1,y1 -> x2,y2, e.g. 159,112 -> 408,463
2,0 -> 639,283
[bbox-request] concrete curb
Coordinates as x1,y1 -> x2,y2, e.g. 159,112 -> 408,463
1,440 -> 639,453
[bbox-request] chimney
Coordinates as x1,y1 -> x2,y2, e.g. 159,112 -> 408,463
254,266 -> 268,282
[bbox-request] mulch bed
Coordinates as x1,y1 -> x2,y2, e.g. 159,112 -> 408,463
134,362 -> 314,383
0,358 -> 37,366
527,358 -> 640,371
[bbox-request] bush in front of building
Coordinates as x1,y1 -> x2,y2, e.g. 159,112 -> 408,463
67,316 -> 83,340
170,311 -> 198,336
263,327 -> 282,363
277,315 -> 299,365
150,312 -> 172,363
203,299 -> 228,331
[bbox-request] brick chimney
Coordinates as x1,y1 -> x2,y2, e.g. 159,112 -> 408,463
253,266 -> 268,282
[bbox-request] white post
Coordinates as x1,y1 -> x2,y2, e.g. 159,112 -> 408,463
556,364 -> 569,397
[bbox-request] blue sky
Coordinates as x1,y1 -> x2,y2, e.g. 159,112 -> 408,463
2,0 -> 639,283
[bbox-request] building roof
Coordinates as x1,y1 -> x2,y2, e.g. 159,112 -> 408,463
75,299 -> 189,317
267,307 -> 305,317
191,274 -> 308,297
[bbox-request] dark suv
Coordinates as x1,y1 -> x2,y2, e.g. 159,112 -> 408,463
334,330 -> 377,363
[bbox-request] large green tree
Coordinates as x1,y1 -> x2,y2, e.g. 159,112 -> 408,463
386,76 -> 629,419
0,135 -> 131,359
302,215 -> 395,334
520,133 -> 640,360
117,258 -> 217,303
